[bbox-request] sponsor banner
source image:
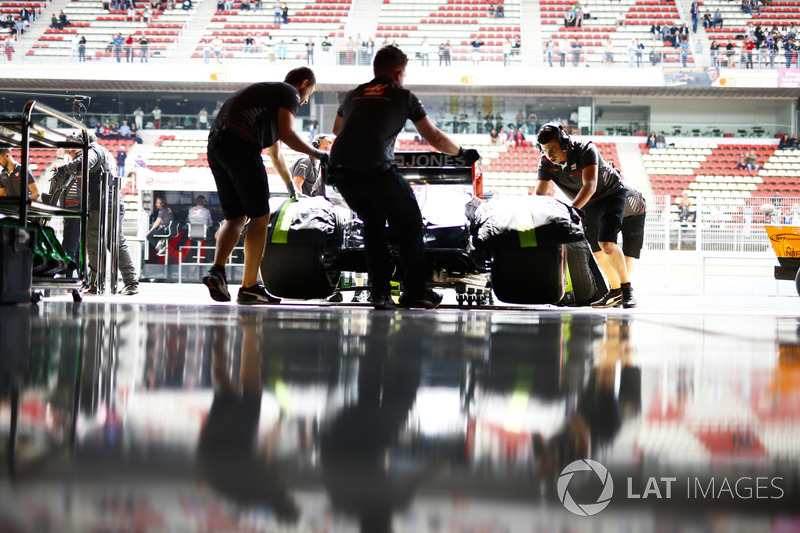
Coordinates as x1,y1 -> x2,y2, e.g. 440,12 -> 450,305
664,67 -> 722,87
135,168 -> 216,191
778,68 -> 800,88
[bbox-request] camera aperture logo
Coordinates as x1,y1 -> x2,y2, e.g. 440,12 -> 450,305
557,460 -> 614,516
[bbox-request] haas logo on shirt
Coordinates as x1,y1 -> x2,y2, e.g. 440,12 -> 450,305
364,84 -> 387,96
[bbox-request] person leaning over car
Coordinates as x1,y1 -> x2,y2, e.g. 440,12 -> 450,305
203,67 -> 328,306
534,123 -> 637,308
330,45 -> 480,310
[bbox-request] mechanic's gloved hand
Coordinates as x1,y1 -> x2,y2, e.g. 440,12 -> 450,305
458,147 -> 481,165
312,149 -> 330,166
284,180 -> 297,200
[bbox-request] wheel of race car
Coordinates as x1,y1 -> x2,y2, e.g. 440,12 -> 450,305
490,246 -> 565,305
795,268 -> 800,297
261,244 -> 340,300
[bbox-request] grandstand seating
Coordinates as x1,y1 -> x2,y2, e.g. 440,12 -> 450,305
640,142 -> 800,218
196,0 -> 351,61
26,0 -> 198,59
541,0 -> 692,67
377,0 -> 521,65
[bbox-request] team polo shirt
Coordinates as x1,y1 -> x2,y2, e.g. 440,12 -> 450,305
0,163 -> 36,198
537,140 -> 624,205
291,155 -> 318,196
331,76 -> 427,172
211,81 -> 300,149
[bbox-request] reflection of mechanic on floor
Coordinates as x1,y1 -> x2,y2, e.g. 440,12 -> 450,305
197,313 -> 300,524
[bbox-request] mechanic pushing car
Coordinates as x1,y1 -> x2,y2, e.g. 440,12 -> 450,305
203,67 -> 329,305
535,123 -> 637,309
331,45 -> 481,310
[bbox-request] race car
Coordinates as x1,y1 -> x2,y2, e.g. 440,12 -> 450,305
260,152 -> 587,306
766,224 -> 800,296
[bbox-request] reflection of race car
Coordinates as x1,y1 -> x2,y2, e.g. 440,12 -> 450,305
766,225 -> 800,296
261,152 -> 585,306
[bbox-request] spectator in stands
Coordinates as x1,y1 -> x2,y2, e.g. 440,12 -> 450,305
615,10 -> 625,27
679,36 -> 690,67
201,38 -> 211,64
726,40 -> 737,67
0,146 -> 40,201
690,1 -> 700,33
710,40 -> 720,67
152,105 -> 162,128
116,148 -> 127,178
545,38 -> 555,67
564,9 -> 576,28
50,13 -> 59,30
741,0 -> 750,14
713,9 -> 723,29
3,39 -> 13,62
439,41 -> 451,66
305,38 -> 314,65
745,151 -> 760,171
743,37 -> 755,69
702,10 -> 712,30
790,134 -> 799,149
212,36 -> 223,63
779,134 -> 790,150
678,192 -> 695,224
119,120 -> 131,139
273,0 -> 281,24
603,39 -> 614,67
420,36 -> 431,66
649,47 -> 660,66
489,4 -> 495,18
627,39 -> 637,68
197,108 -> 208,130
496,3 -> 504,17
470,38 -> 484,66
240,0 -> 250,10
111,33 -> 123,62
655,131 -> 666,148
139,34 -> 149,62
514,128 -> 525,147
512,37 -> 521,56
59,10 -> 69,28
125,34 -> 134,62
281,3 -> 288,23
572,40 -> 583,67
489,128 -> 499,144
646,131 -> 656,148
143,6 -> 152,22
736,152 -> 747,169
559,37 -> 568,66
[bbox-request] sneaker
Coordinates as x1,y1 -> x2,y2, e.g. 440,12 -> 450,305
83,284 -> 97,295
621,286 -> 637,309
591,289 -> 623,308
237,284 -> 281,305
326,291 -> 344,303
399,289 -> 443,309
370,294 -> 396,310
203,266 -> 231,302
351,290 -> 370,303
120,282 -> 139,295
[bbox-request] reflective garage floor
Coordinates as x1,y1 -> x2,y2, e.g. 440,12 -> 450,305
1,286 -> 799,533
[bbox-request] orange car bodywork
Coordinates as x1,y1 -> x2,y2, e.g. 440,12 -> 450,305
766,225 -> 800,260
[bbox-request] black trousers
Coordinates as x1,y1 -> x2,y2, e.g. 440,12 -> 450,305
334,165 -> 426,298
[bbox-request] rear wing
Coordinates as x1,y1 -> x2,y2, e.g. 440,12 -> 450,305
393,151 -> 483,199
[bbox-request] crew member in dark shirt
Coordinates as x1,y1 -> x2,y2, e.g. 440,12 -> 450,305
0,146 -> 39,200
535,123 -> 636,308
147,196 -> 174,249
204,67 -> 328,305
330,45 -> 480,310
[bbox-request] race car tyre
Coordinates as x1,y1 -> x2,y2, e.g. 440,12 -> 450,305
795,267 -> 800,297
261,243 -> 340,300
490,246 -> 565,305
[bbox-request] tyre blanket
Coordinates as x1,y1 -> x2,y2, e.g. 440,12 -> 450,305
268,197 -> 341,246
562,238 -> 608,306
472,195 -> 584,249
